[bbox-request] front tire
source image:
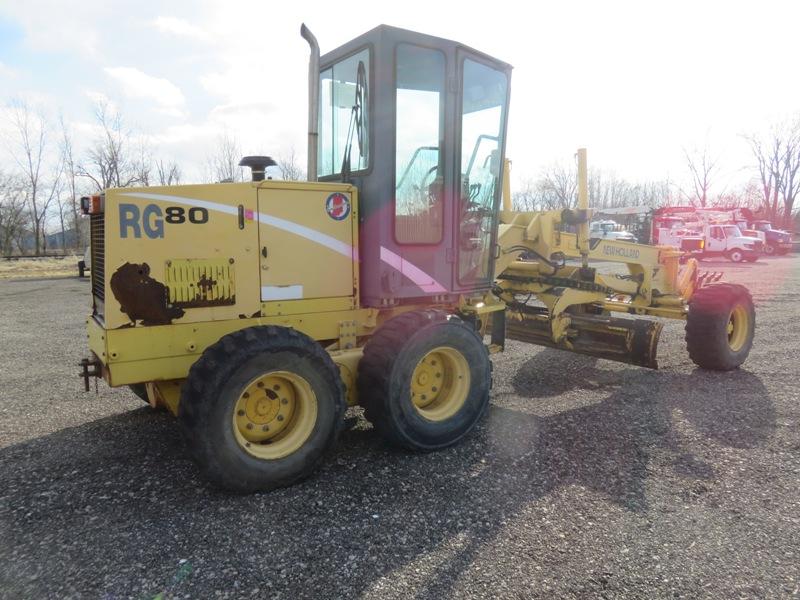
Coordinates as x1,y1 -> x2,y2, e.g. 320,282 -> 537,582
179,326 -> 345,493
686,284 -> 755,371
358,310 -> 491,451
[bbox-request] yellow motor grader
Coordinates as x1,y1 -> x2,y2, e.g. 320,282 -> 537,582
79,24 -> 755,492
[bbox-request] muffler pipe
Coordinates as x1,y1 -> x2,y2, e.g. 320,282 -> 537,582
301,23 -> 319,182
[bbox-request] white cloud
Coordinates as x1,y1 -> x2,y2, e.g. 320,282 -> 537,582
152,16 -> 210,41
103,67 -> 185,108
0,61 -> 17,79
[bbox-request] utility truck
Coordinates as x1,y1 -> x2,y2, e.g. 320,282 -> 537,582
652,206 -> 762,262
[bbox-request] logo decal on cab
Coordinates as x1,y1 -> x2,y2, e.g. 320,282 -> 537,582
325,193 -> 350,221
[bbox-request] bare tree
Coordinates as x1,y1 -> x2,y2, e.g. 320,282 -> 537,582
132,137 -> 153,187
204,132 -> 242,183
277,147 -> 305,181
682,143 -> 719,207
744,118 -> 800,227
155,159 -> 182,186
79,99 -> 140,191
0,171 -> 28,255
5,99 -> 62,254
744,128 -> 782,221
59,115 -> 82,250
778,119 -> 800,228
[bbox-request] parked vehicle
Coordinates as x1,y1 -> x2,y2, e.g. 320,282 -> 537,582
78,247 -> 91,277
590,220 -> 636,242
745,221 -> 793,255
651,207 -> 762,262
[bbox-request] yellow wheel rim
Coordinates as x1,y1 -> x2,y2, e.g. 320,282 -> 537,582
410,346 -> 470,421
232,371 -> 317,460
726,304 -> 750,352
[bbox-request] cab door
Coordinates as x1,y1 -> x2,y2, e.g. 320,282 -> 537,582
454,52 -> 510,290
707,226 -> 726,252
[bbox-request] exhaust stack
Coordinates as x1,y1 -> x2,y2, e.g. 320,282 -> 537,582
301,23 -> 319,182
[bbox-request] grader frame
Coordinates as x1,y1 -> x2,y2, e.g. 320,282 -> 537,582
80,25 -> 755,492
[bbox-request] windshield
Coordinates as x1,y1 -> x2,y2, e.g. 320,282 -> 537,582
724,225 -> 742,237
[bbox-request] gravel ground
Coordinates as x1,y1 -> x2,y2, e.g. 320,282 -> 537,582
0,257 -> 798,599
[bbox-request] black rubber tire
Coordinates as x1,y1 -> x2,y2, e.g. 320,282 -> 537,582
685,283 -> 755,371
358,310 -> 491,451
178,326 -> 345,493
128,384 -> 149,404
727,249 -> 744,263
764,244 -> 776,256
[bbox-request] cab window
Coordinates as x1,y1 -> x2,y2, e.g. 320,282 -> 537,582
394,44 -> 446,244
318,48 -> 370,177
458,58 -> 508,284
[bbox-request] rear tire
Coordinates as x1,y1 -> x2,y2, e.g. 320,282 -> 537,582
358,310 -> 491,451
179,326 -> 345,493
728,249 -> 744,263
686,283 -> 755,371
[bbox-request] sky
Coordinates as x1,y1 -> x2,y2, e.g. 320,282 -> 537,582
0,0 -> 798,193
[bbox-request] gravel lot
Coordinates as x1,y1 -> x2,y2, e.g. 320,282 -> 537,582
1,256 -> 799,599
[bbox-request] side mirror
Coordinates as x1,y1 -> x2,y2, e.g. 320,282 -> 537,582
489,149 -> 501,177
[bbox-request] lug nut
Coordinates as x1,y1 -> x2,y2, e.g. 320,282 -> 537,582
277,415 -> 284,422
273,385 -> 281,391
257,381 -> 264,388
281,398 -> 288,405
243,392 -> 249,399
237,410 -> 245,416
262,425 -> 269,432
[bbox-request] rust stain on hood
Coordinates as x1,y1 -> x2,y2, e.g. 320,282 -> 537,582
110,262 -> 185,326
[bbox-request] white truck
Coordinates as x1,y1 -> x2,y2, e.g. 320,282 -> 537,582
589,220 -> 637,242
651,207 -> 762,262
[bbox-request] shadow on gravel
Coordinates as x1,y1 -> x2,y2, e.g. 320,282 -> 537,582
0,353 -> 776,599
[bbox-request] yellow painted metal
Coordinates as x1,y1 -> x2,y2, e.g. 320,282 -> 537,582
232,371 -> 317,460
164,258 -> 236,307
150,380 -> 183,415
502,159 -> 512,212
257,186 -> 356,301
99,180 -> 357,330
329,347 -> 363,406
576,148 -> 590,265
728,304 -> 750,352
410,346 -> 470,422
262,296 -> 356,317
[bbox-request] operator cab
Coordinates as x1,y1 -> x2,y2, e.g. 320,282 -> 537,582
314,25 -> 511,307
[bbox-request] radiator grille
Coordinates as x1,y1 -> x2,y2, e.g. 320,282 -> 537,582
90,214 -> 105,306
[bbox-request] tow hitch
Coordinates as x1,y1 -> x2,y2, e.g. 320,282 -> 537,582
79,357 -> 102,391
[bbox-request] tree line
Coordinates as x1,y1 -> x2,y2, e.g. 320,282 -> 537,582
512,117 -> 800,230
2,98 -> 798,257
0,99 -> 303,256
